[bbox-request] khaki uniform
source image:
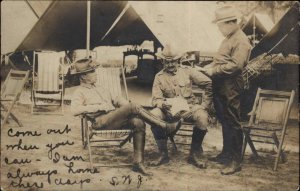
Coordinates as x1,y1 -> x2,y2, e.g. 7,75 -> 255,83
207,28 -> 252,160
151,65 -> 212,132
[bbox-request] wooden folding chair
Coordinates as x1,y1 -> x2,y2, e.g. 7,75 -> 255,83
241,88 -> 295,171
31,51 -> 64,114
79,65 -> 133,167
1,69 -> 29,128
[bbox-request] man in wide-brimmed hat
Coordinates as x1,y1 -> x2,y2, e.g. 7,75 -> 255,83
199,6 -> 252,175
150,44 -> 213,169
71,58 -> 181,176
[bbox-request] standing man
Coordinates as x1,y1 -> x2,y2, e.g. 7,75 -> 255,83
150,45 -> 213,169
71,58 -> 181,176
200,6 -> 252,175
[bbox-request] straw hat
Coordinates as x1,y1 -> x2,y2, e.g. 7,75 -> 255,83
70,58 -> 99,75
212,6 -> 239,24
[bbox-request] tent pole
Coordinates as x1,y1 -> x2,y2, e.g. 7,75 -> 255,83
86,0 -> 91,58
253,14 -> 256,46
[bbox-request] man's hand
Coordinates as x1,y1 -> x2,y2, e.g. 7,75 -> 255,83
197,67 -> 214,77
162,102 -> 172,111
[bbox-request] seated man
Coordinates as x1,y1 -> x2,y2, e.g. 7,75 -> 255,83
150,45 -> 213,169
71,58 -> 181,176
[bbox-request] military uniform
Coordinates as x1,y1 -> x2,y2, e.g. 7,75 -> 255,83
150,65 -> 212,168
151,65 -> 212,129
207,28 -> 252,162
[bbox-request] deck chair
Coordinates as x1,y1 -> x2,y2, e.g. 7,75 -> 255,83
80,65 -> 133,167
1,69 -> 29,128
241,88 -> 295,171
31,51 -> 64,114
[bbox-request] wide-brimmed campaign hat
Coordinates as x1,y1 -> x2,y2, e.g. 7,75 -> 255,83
70,58 -> 99,75
212,6 -> 239,24
156,44 -> 182,61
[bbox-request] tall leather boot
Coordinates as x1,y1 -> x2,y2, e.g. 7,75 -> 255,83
187,128 -> 207,169
132,130 -> 153,176
151,139 -> 169,166
136,107 -> 182,136
221,128 -> 242,175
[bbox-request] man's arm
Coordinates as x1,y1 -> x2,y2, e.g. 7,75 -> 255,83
189,68 -> 213,109
71,89 -> 111,116
151,77 -> 165,109
211,41 -> 251,76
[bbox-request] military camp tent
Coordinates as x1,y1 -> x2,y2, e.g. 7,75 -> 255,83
101,1 -> 224,55
250,2 -> 299,60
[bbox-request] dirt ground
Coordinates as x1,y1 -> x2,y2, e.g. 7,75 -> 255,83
1,77 -> 299,191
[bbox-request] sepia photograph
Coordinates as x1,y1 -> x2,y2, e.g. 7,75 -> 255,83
1,1 -> 299,190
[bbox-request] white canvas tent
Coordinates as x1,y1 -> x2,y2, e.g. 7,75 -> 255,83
1,1 -> 39,55
101,1 -> 224,55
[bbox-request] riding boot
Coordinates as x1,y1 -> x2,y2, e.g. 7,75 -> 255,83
132,129 -> 153,176
151,139 -> 169,166
187,128 -> 207,169
221,128 -> 243,175
136,107 -> 182,136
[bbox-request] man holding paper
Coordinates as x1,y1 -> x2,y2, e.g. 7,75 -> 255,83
150,44 -> 213,169
200,6 -> 252,175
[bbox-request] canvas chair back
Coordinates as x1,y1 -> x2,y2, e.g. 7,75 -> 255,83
249,88 -> 294,129
1,69 -> 29,127
1,70 -> 29,100
34,52 -> 63,92
95,66 -> 128,100
32,51 -> 65,114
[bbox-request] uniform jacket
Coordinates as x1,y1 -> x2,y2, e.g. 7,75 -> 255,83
152,65 -> 212,110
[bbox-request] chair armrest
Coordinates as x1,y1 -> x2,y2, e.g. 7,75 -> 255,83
141,105 -> 155,110
74,111 -> 107,120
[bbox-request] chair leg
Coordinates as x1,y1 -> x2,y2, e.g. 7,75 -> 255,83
83,118 -> 89,149
272,132 -> 286,163
81,118 -> 85,146
9,111 -> 23,127
245,129 -> 259,159
86,123 -> 93,168
120,132 -> 133,148
169,136 -> 178,153
241,129 -> 248,161
2,101 -> 17,128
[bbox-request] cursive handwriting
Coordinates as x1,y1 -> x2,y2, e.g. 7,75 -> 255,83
109,175 -> 144,188
46,140 -> 74,160
54,178 -> 90,187
10,179 -> 43,189
7,168 -> 57,185
5,157 -> 31,165
6,139 -> 39,151
52,152 -> 85,163
47,125 -> 71,135
8,128 -> 41,137
64,162 -> 100,174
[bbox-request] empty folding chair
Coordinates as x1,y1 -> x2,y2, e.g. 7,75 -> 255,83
1,69 -> 29,128
242,88 -> 295,171
32,51 -> 64,114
